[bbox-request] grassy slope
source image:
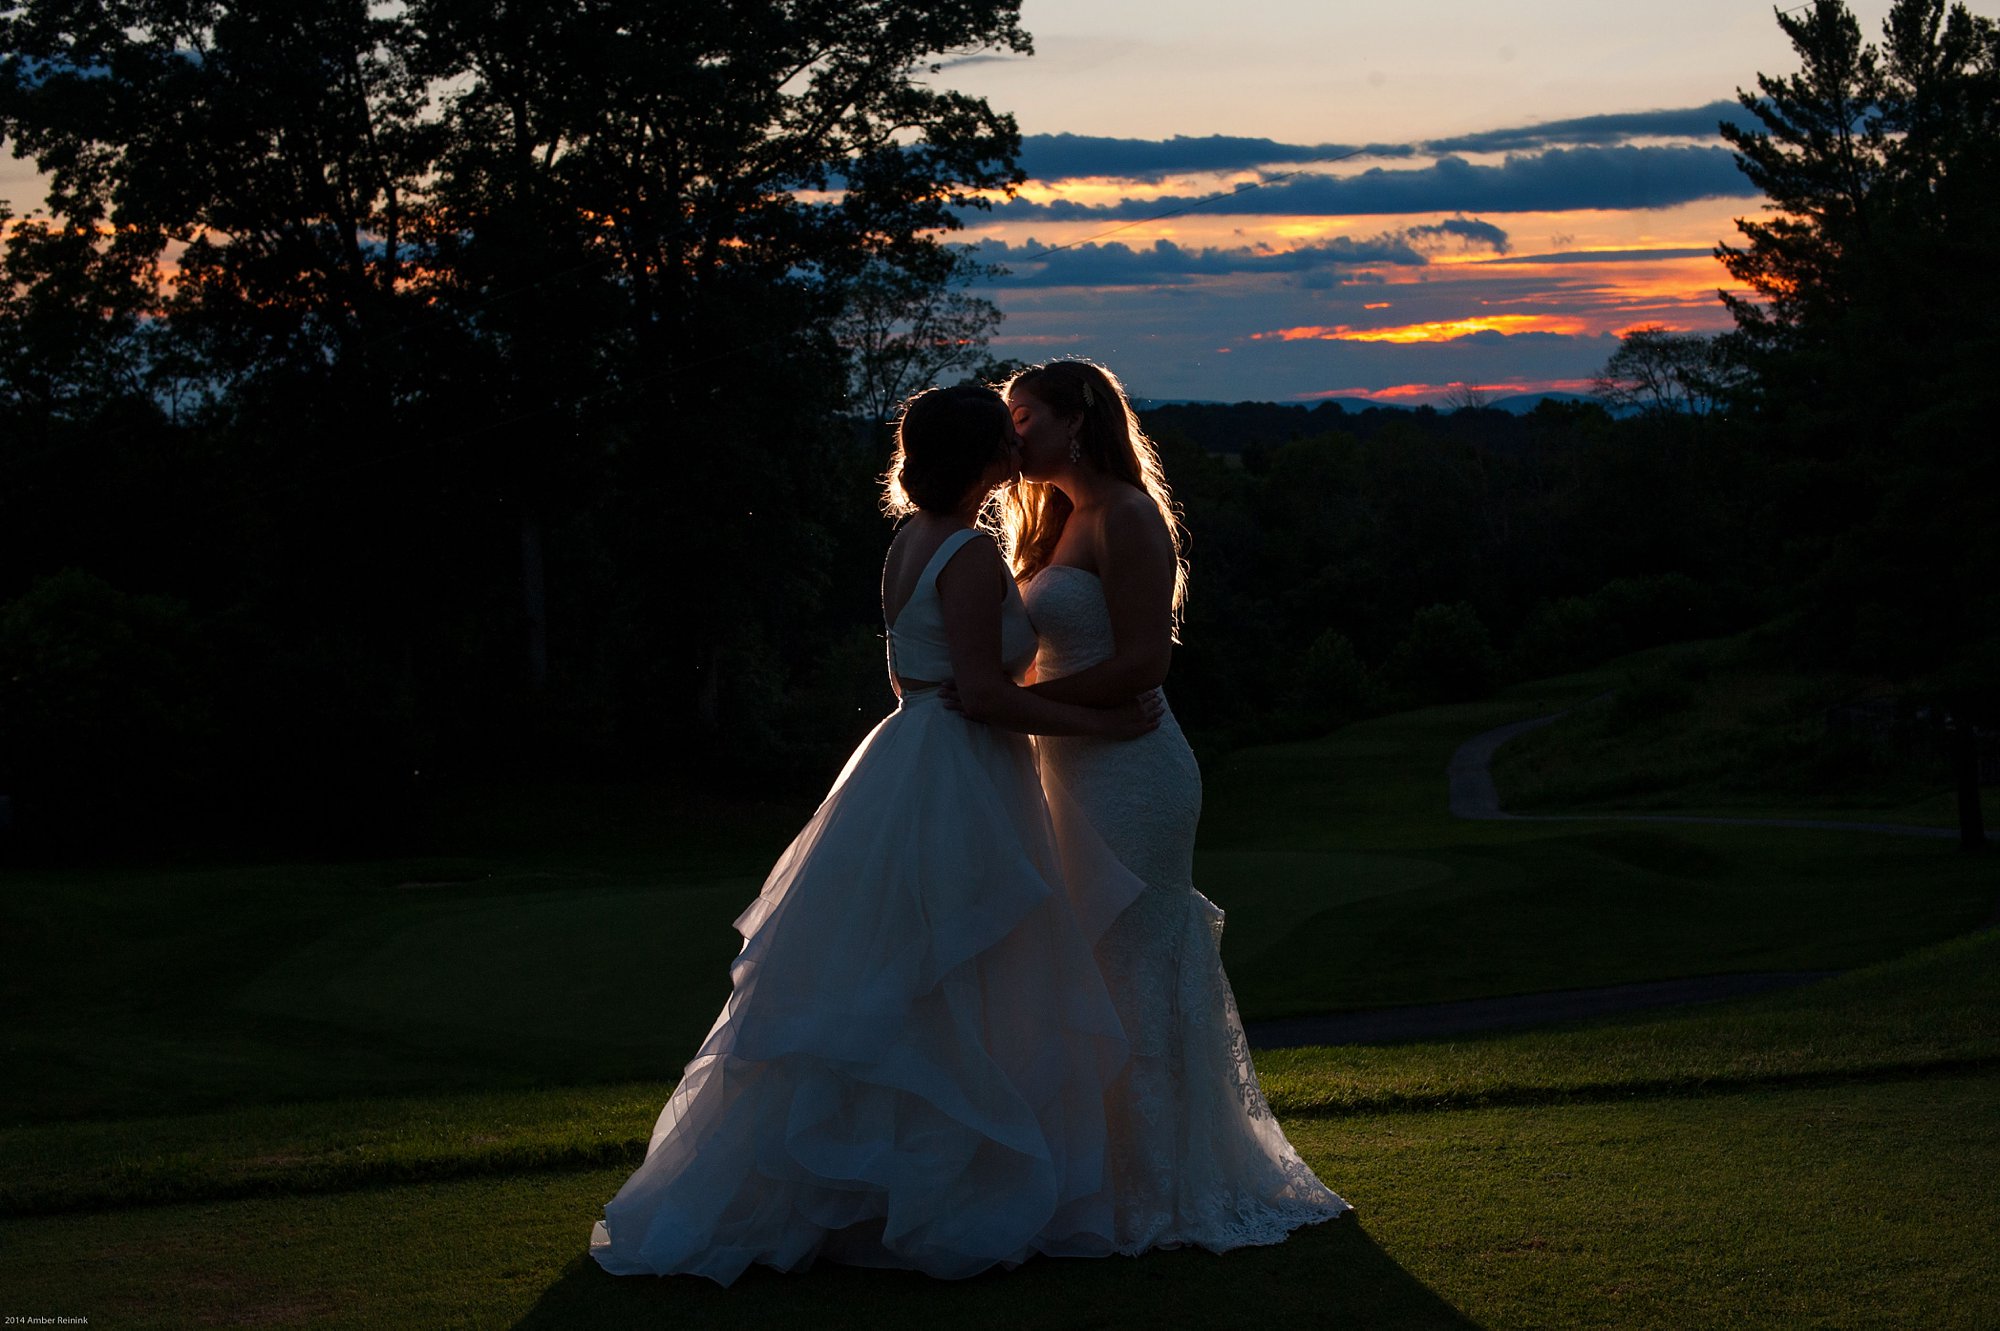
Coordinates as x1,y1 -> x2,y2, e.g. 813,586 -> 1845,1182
3,929 -> 1995,1220
1489,637 -> 1975,824
4,1067 -> 1994,1329
1192,664 -> 1990,1017
4,658 -> 1989,1125
4,651 -> 1998,1326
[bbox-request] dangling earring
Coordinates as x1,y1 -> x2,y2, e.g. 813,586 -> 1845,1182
1068,435 -> 1082,464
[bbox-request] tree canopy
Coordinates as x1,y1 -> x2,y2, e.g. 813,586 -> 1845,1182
1652,0 -> 2000,788
1716,0 -> 2000,432
0,0 -> 1030,845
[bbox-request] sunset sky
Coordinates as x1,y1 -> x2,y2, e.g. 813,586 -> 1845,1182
2,2 -> 1988,405
939,0 -> 1983,404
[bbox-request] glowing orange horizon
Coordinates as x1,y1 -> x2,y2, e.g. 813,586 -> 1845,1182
1251,314 -> 1593,344
1298,376 -> 1604,403
959,198 -> 1754,256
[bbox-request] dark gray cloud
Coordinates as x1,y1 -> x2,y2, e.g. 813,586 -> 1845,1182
974,219 -> 1511,287
930,52 -> 1023,72
1423,100 -> 1760,153
1019,133 -> 1403,183
994,144 -> 1755,220
1406,217 -> 1512,252
1016,102 -> 1758,184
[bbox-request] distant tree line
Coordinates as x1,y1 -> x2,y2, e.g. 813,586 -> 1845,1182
1127,399 -> 1758,748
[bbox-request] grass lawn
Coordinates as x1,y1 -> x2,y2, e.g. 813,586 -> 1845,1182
4,928 -> 1994,1221
4,1064 -> 1994,1328
2,649 -> 1995,1325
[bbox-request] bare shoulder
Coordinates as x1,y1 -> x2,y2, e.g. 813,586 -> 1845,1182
935,528 -> 1006,592
882,521 -> 938,613
886,520 -> 997,619
1098,486 -> 1173,560
882,522 -> 919,585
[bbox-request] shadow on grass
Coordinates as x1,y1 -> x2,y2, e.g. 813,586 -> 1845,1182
513,1216 -> 1479,1330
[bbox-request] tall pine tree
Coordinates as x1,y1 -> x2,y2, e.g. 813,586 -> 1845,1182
1719,0 -> 2000,843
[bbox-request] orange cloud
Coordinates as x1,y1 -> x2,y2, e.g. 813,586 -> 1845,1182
1299,376 -> 1604,404
982,171 -> 1270,214
1251,325 -> 1340,341
960,199 -> 1749,257
1251,314 -> 1591,344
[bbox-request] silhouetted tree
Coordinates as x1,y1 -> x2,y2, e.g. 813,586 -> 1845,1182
1440,382 -> 1492,412
1717,0 -> 2000,844
0,0 -> 1037,842
834,250 -> 1004,425
0,207 -> 159,434
1717,0 -> 1999,422
1593,326 -> 1745,418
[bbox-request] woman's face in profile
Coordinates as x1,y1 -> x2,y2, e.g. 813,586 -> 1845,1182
1007,389 -> 1070,482
980,415 -> 1024,493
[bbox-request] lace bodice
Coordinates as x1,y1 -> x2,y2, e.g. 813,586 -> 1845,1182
886,529 -> 1035,683
1018,565 -> 1117,679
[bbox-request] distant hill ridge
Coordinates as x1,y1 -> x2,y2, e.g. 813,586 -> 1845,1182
1133,393 -> 1622,454
1134,392 -> 1607,415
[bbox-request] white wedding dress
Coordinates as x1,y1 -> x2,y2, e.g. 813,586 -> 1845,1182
590,530 -> 1130,1285
1023,565 -> 1350,1252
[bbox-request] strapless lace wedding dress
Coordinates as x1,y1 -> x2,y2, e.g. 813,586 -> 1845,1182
1024,565 -> 1349,1253
590,531 -> 1129,1285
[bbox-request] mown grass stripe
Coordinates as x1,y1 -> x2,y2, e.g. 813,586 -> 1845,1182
9,1054 -> 1996,1221
0,1134 -> 648,1219
1273,1051 -> 2000,1117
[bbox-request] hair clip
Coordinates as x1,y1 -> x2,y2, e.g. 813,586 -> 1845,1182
1081,380 -> 1096,408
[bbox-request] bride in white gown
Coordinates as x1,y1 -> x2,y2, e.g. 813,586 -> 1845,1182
589,385 -> 1161,1286
999,359 -> 1350,1252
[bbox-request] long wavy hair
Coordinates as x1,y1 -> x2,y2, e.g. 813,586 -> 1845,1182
999,359 -> 1188,636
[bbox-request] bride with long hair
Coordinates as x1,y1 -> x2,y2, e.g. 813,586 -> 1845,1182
589,385 -> 1160,1285
999,358 -> 1349,1252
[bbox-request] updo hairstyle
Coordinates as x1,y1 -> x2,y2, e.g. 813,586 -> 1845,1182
882,385 -> 1012,517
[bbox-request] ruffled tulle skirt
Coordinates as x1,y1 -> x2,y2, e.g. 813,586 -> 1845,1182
589,691 -> 1130,1286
